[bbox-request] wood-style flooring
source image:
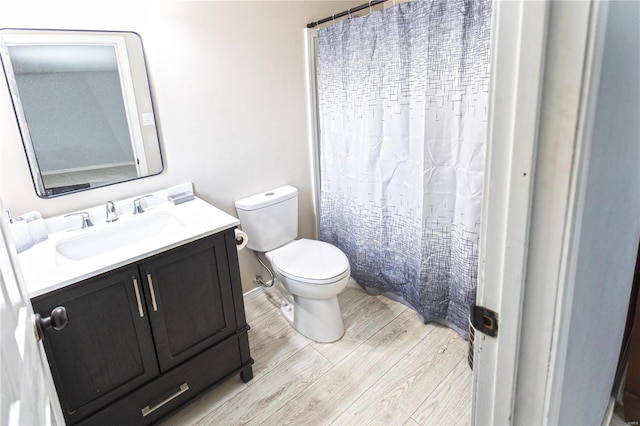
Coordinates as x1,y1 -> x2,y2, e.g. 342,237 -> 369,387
162,281 -> 472,425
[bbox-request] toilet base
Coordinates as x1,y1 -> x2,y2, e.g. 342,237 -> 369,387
280,299 -> 294,324
280,295 -> 345,343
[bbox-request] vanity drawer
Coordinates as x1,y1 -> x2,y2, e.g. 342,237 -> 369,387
78,335 -> 243,426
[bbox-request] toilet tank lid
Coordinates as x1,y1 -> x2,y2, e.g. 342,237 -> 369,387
235,185 -> 298,211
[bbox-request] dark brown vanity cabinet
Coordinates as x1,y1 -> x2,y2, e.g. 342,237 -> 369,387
31,229 -> 253,425
31,266 -> 160,423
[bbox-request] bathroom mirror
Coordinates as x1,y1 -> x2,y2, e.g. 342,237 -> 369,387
0,29 -> 163,197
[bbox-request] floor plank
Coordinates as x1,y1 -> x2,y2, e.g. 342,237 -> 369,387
334,324 -> 467,425
262,308 -> 435,425
336,283 -> 375,318
243,289 -> 278,324
311,291 -> 407,365
411,357 -> 473,426
162,286 -> 472,426
195,346 -> 332,425
161,376 -> 247,426
245,306 -> 311,384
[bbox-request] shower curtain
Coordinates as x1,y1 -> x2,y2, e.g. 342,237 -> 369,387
317,0 -> 492,337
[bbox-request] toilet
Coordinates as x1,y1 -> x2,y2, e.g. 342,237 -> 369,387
235,185 -> 350,343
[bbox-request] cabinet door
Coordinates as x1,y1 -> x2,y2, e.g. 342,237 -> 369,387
31,266 -> 159,424
139,233 -> 237,372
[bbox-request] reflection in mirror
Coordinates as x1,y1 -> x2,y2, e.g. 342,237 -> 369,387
0,29 -> 163,197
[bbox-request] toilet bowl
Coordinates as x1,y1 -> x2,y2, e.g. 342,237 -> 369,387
234,185 -> 351,343
266,239 -> 350,342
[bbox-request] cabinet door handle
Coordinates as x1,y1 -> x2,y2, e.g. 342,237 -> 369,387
147,273 -> 158,311
141,382 -> 189,417
34,306 -> 69,341
132,277 -> 144,318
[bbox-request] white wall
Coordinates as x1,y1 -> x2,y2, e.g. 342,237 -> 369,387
556,1 -> 640,423
0,1 -> 360,292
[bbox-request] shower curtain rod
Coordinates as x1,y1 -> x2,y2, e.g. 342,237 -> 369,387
306,0 -> 389,28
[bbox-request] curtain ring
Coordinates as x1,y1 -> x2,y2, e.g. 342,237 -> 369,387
369,0 -> 373,14
348,8 -> 352,20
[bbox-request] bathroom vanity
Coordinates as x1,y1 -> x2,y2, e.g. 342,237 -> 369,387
21,186 -> 253,425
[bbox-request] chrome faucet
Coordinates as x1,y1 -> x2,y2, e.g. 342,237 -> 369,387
64,212 -> 94,229
133,195 -> 153,214
106,201 -> 118,222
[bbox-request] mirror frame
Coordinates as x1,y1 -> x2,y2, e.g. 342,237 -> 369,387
0,29 -> 164,198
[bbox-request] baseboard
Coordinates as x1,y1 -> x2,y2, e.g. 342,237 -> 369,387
243,286 -> 265,301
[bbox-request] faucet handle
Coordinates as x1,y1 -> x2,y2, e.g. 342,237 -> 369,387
133,195 -> 154,214
106,201 -> 118,223
64,212 -> 94,229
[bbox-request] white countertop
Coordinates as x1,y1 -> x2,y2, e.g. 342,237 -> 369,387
20,193 -> 240,298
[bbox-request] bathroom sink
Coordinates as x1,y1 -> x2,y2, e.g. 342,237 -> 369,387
56,212 -> 185,262
18,183 -> 242,298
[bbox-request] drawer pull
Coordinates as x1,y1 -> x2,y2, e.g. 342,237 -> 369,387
147,273 -> 158,311
141,382 -> 189,417
132,278 -> 144,318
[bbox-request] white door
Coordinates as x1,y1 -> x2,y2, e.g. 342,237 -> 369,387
0,201 -> 64,425
472,0 -> 612,424
471,0 -> 550,422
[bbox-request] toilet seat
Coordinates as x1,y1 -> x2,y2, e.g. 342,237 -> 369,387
269,239 -> 350,285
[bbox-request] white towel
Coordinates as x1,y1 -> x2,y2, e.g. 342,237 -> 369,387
11,220 -> 33,253
28,218 -> 48,244
18,211 -> 42,222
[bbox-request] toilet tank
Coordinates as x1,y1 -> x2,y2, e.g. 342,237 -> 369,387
234,185 -> 298,252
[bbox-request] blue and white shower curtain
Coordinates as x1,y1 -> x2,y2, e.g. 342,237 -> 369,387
317,0 -> 492,336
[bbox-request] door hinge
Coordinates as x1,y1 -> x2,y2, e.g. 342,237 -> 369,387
471,305 -> 498,337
